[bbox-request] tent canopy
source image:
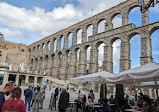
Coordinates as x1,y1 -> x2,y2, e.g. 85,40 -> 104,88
106,62 -> 159,84
69,71 -> 114,84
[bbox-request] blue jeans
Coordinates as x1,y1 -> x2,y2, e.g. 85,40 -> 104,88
25,98 -> 31,111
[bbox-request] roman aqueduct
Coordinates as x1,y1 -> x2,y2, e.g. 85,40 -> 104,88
28,0 -> 159,81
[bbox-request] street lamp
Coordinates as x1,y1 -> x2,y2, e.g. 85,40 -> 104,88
137,0 -> 159,12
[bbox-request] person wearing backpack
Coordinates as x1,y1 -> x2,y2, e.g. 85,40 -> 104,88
33,86 -> 42,112
24,85 -> 33,112
1,87 -> 26,112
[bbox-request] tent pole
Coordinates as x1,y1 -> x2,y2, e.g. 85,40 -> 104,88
103,84 -> 105,99
155,78 -> 158,101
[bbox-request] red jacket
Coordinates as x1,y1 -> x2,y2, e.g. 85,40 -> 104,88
1,99 -> 26,112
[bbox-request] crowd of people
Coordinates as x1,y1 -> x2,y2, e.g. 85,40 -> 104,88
0,83 -> 46,112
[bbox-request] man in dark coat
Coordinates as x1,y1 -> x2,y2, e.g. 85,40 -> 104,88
58,88 -> 70,112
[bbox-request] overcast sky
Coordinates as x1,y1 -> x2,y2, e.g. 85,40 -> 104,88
0,0 -> 158,73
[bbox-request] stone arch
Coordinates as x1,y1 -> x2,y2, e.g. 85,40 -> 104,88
128,5 -> 142,27
67,32 -> 73,48
35,58 -> 38,62
110,37 -> 121,73
65,50 -> 71,65
96,41 -> 105,70
33,47 -> 36,51
37,45 -> 41,51
149,26 -> 159,36
40,56 -> 43,61
110,12 -> 123,21
128,32 -> 141,68
127,32 -> 140,41
150,27 -> 159,63
29,49 -> 31,53
42,43 -> 45,53
58,52 -> 62,57
51,54 -> 55,59
47,41 -> 51,51
127,5 -> 139,16
60,35 -> 65,50
31,59 -> 34,63
53,38 -> 57,52
44,55 -> 49,61
86,24 -> 93,41
97,19 -> 107,33
84,45 -> 91,73
95,40 -> 105,48
76,28 -> 82,44
111,12 -> 122,29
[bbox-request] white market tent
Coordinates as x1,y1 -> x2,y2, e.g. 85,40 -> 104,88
69,71 -> 115,98
105,62 -> 159,98
106,62 -> 159,84
69,71 -> 115,84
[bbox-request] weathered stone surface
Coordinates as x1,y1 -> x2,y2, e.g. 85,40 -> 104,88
28,0 -> 158,80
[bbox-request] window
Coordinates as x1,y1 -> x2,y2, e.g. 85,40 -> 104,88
0,51 -> 2,56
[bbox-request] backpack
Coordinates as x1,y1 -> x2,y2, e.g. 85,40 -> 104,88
25,89 -> 31,99
4,100 -> 21,112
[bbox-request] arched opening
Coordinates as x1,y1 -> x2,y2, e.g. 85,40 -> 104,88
29,49 -> 31,53
38,45 -> 41,51
128,7 -> 142,27
54,39 -> 57,52
129,34 -> 141,68
112,39 -> 121,73
35,58 -> 38,73
47,41 -> 51,51
33,47 -> 36,51
66,50 -> 71,66
151,29 -> 159,63
85,45 -> 91,74
58,52 -> 62,79
112,14 -> 122,29
42,43 -> 45,53
68,32 -> 73,48
149,4 -> 159,24
97,42 -> 105,72
77,29 -> 82,44
98,19 -> 106,33
75,48 -> 80,76
61,35 -> 64,50
86,24 -> 93,41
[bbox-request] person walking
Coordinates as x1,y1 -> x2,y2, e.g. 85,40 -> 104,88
33,87 -> 42,112
55,87 -> 59,97
40,87 -> 45,109
0,83 -> 15,111
58,88 -> 70,112
24,85 -> 33,112
31,87 -> 37,108
1,87 -> 26,112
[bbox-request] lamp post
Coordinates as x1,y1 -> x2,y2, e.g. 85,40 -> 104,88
137,0 -> 159,12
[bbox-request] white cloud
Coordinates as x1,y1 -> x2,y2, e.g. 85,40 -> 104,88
0,27 -> 25,39
152,51 -> 159,55
0,0 -> 127,46
0,2 -> 86,43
